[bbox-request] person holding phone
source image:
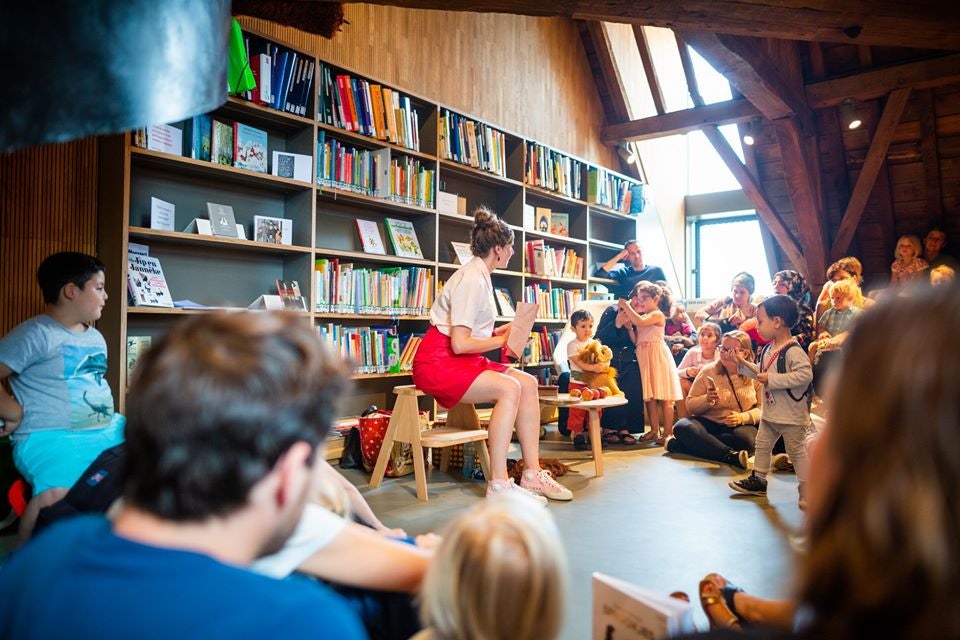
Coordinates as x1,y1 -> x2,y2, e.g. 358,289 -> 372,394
596,240 -> 666,300
665,330 -> 761,469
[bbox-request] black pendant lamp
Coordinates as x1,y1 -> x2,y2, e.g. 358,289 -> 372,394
0,0 -> 231,152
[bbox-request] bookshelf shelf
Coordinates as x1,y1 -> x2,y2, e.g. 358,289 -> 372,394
101,20 -> 641,417
317,186 -> 436,216
131,148 -> 313,193
223,96 -> 316,130
129,227 -> 313,255
588,238 -> 622,250
439,158 -> 522,188
524,229 -> 587,247
316,248 -> 434,268
589,276 -> 618,285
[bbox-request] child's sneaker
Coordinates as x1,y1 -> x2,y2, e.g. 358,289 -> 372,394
486,478 -> 548,506
729,472 -> 767,496
663,434 -> 679,453
771,453 -> 794,472
521,469 -> 573,501
572,433 -> 590,451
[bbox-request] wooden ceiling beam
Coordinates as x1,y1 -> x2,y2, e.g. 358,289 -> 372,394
633,25 -> 665,115
583,21 -> 631,123
675,34 -> 704,106
701,125 -> 807,271
917,89 -> 943,224
805,54 -> 960,108
831,88 -> 912,261
330,1 -> 960,50
602,53 -> 960,143
774,118 -> 828,277
678,32 -> 814,129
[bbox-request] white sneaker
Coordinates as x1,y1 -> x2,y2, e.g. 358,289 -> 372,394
737,450 -> 750,470
520,469 -> 573,501
771,453 -> 795,472
486,478 -> 548,506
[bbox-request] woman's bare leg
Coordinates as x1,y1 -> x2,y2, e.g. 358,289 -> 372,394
459,370 -> 521,480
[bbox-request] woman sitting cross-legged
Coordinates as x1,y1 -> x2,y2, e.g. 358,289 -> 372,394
665,330 -> 761,470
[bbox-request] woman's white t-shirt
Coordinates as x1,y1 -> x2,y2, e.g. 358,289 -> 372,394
429,257 -> 496,338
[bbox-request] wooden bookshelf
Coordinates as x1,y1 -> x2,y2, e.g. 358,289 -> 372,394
99,21 -> 643,416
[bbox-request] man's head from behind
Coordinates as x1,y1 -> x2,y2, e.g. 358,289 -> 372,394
123,312 -> 350,546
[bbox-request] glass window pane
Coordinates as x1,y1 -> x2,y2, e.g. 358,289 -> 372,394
696,217 -> 772,298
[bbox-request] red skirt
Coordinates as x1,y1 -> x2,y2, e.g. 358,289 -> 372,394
412,326 -> 509,408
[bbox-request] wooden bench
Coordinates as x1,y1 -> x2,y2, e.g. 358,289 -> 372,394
369,385 -> 492,501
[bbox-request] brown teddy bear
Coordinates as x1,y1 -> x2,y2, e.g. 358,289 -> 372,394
575,340 -> 624,396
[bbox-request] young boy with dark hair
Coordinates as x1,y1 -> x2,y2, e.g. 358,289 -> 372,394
0,252 -> 125,539
728,295 -> 814,510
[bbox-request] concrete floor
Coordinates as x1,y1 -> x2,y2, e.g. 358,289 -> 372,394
346,427 -> 805,639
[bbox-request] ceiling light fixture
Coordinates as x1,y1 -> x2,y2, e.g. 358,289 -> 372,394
742,117 -> 761,146
841,98 -> 863,130
617,142 -> 637,165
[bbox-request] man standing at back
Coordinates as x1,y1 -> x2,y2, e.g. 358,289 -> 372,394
0,313 -> 366,639
597,240 -> 666,300
923,227 -> 957,271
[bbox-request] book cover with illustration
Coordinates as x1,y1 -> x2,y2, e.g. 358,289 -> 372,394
356,219 -> 386,254
188,114 -> 212,161
211,119 -> 234,166
126,336 -> 152,382
450,241 -> 474,265
384,218 -> 424,259
206,202 -> 239,238
253,215 -> 292,245
234,123 -> 268,173
127,254 -> 174,308
276,280 -> 307,311
550,212 -> 569,237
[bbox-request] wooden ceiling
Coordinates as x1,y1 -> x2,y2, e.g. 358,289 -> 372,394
327,1 -> 960,281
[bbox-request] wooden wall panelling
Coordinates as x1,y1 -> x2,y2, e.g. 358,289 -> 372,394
237,8 -> 619,169
0,140 -> 99,336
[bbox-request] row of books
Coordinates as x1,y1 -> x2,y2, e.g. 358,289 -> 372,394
439,110 -> 508,177
133,117 -> 269,174
317,63 -> 421,151
315,326 -> 423,374
522,283 -> 584,320
587,168 -> 644,214
524,142 -> 584,200
524,240 -> 584,279
241,34 -> 315,117
314,259 -> 434,315
316,132 -> 436,207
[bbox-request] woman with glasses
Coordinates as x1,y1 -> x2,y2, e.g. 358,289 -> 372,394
665,330 -> 761,469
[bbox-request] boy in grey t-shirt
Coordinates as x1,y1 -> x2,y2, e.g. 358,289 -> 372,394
728,295 -> 814,509
0,252 -> 125,538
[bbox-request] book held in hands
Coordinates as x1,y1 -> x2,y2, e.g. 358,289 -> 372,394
592,572 -> 695,640
127,254 -> 174,308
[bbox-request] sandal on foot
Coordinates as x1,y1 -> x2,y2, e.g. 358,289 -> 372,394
602,431 -> 622,445
618,431 -> 638,445
699,573 -> 744,630
638,430 -> 659,443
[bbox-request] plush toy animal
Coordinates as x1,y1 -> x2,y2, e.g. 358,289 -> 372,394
576,340 -> 624,396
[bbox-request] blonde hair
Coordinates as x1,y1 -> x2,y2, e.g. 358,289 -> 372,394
800,283 -> 960,638
894,234 -> 922,261
721,330 -> 755,363
931,264 -> 955,285
419,494 -> 567,640
828,279 -> 859,301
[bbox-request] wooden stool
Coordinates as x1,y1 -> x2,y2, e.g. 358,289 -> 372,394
369,385 -> 492,501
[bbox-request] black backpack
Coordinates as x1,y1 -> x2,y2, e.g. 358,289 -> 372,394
760,341 -> 814,409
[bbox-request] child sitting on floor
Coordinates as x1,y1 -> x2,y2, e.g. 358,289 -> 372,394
414,492 -> 568,640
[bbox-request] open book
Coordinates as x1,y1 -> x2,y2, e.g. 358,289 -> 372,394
505,302 -> 538,360
592,572 -> 695,640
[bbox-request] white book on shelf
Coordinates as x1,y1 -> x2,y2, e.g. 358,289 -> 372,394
146,123 -> 183,155
592,573 -> 695,640
150,197 -> 175,231
271,151 -> 312,184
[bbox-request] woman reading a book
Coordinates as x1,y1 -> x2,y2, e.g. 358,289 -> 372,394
413,207 -> 573,503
